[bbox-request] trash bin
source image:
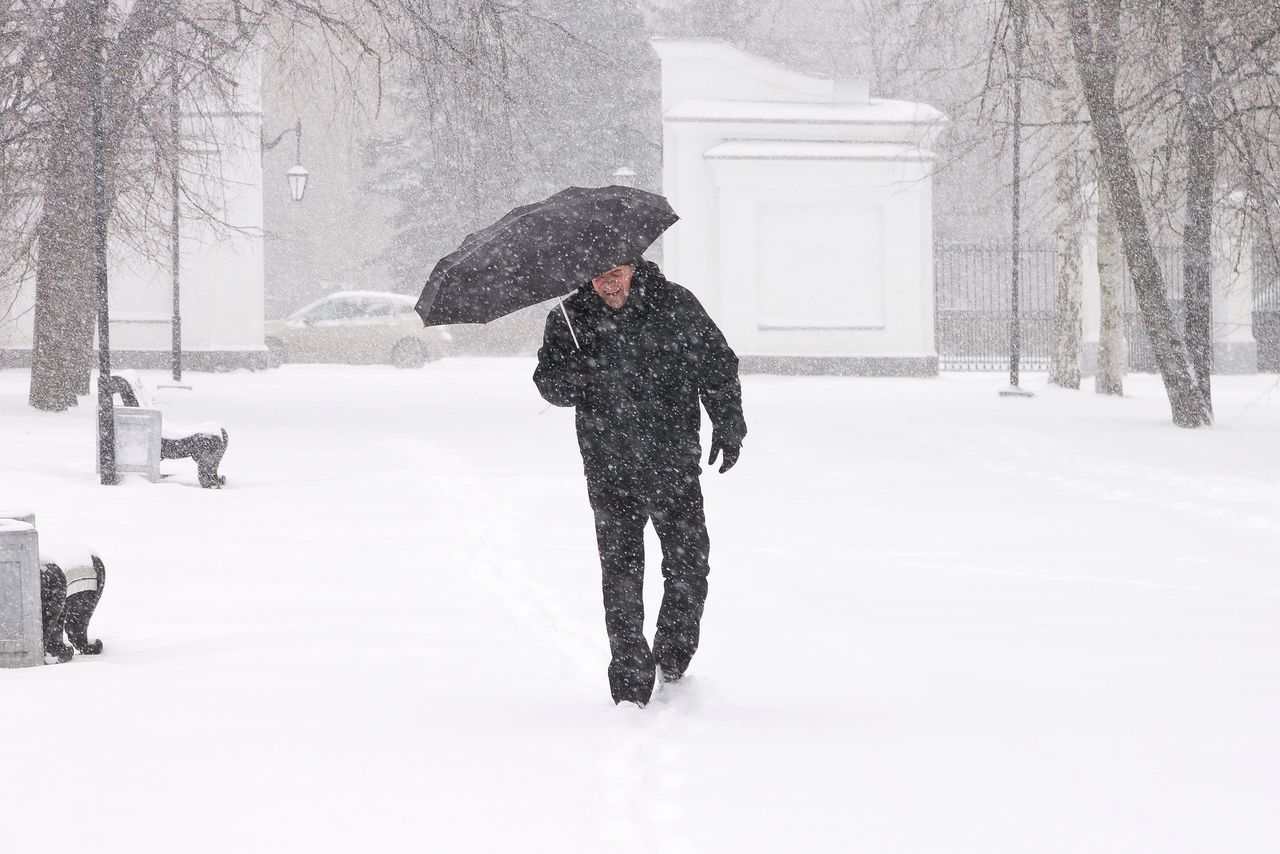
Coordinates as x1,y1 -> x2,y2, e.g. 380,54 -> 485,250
0,518 -> 43,668
100,407 -> 162,482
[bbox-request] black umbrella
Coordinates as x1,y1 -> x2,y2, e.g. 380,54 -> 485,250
414,185 -> 678,336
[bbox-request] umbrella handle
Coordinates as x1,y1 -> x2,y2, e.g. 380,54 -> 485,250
558,297 -> 582,351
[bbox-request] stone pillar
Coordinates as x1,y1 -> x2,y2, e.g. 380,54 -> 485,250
1212,190 -> 1257,373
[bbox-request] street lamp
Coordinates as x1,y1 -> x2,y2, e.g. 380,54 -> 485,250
1000,0 -> 1034,399
169,43 -> 182,381
91,0 -> 116,484
287,163 -> 309,202
263,118 -> 308,201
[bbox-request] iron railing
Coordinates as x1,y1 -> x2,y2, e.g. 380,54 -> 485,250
1255,242 -> 1280,371
935,240 -> 1056,371
935,240 -> 1187,372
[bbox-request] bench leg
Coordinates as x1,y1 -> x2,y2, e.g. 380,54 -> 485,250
195,429 -> 229,489
64,556 -> 106,655
161,429 -> 229,489
40,564 -> 74,663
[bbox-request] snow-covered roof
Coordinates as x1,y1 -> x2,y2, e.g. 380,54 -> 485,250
652,39 -> 839,106
666,98 -> 946,126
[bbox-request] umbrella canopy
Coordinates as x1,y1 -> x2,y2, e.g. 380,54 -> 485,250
415,185 -> 678,327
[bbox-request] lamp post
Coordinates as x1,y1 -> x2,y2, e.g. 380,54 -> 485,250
170,42 -> 182,381
1000,0 -> 1034,398
288,162 -> 309,201
263,118 -> 308,201
91,0 -> 116,484
287,118 -> 308,201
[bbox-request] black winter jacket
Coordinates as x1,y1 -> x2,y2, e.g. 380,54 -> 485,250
533,262 -> 746,485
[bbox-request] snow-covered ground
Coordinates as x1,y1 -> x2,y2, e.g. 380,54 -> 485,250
3,361 -> 1279,853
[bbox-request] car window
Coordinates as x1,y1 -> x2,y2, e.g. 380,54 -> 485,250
366,299 -> 404,318
308,297 -> 367,322
343,298 -> 375,319
303,301 -> 342,322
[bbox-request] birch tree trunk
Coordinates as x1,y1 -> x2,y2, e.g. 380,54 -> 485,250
1096,173 -> 1126,394
1049,8 -> 1083,388
1069,0 -> 1210,427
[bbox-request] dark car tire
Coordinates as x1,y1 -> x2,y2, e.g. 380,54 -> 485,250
265,337 -> 288,368
391,338 -> 428,369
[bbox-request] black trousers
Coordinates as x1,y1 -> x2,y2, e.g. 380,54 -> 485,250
586,466 -> 711,704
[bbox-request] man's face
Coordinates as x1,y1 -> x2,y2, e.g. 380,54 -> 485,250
591,264 -> 634,310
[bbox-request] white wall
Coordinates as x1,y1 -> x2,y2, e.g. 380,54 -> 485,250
653,39 -> 945,374
0,49 -> 266,369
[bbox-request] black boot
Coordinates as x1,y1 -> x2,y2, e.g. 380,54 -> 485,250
608,648 -> 656,706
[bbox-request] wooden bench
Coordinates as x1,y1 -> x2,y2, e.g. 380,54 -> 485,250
108,371 -> 230,489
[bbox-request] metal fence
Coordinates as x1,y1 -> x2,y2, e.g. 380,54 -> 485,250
1256,243 -> 1280,371
935,240 -> 1186,372
935,241 -> 1057,371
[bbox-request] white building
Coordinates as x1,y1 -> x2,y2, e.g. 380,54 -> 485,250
0,53 -> 268,371
653,39 -> 947,376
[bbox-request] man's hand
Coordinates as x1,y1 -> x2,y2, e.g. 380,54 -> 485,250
707,431 -> 741,473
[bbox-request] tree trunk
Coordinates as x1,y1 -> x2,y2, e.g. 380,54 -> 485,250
1069,0 -> 1210,427
27,0 -> 170,411
1096,173 -> 1126,394
1181,0 -> 1215,417
1049,8 -> 1083,388
28,2 -> 97,412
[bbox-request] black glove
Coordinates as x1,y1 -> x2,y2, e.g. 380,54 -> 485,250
707,430 -> 741,473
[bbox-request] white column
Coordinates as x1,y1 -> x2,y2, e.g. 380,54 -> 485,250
1212,189 -> 1257,373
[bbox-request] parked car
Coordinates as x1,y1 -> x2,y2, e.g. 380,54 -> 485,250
265,291 -> 450,368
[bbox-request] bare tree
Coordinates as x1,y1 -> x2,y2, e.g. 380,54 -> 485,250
1048,5 -> 1084,388
1,2 -> 47,336
8,0 -> 531,411
1069,0 -> 1210,427
1095,172 -> 1126,394
1180,0 -> 1215,414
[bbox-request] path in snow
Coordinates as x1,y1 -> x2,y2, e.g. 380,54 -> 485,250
2,362 -> 1279,853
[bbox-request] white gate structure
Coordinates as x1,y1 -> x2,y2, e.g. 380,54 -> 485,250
653,39 -> 946,376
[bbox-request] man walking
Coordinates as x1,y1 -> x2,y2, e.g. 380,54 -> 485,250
534,259 -> 746,706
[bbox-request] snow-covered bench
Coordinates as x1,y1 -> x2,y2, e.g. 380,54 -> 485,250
108,371 -> 229,489
0,510 -> 105,665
